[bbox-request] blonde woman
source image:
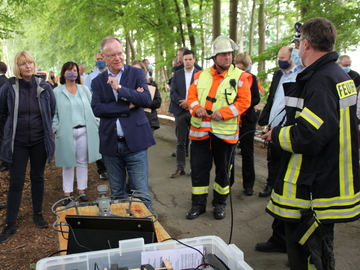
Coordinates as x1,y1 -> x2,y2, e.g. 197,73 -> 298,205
0,51 -> 56,243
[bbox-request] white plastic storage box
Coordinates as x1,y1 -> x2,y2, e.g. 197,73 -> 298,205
36,235 -> 253,270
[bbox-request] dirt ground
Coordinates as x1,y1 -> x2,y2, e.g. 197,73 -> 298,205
0,160 -> 103,269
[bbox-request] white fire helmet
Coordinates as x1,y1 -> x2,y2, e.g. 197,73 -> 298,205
208,35 -> 239,59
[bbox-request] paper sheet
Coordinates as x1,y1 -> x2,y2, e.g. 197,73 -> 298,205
141,245 -> 204,270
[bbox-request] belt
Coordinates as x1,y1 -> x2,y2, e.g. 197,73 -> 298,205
117,136 -> 126,141
73,125 -> 86,129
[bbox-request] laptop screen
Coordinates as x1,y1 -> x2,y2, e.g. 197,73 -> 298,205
65,215 -> 157,254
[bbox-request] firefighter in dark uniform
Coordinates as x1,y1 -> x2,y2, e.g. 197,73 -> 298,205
262,18 -> 360,269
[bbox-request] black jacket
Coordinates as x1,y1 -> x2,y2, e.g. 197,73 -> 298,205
258,69 -> 283,126
0,75 -> 7,88
145,81 -> 162,130
242,72 -> 260,123
347,69 -> 360,88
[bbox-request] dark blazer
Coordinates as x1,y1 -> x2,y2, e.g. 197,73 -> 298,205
0,75 -> 7,88
258,69 -> 283,126
168,68 -> 200,116
243,73 -> 261,123
91,65 -> 155,155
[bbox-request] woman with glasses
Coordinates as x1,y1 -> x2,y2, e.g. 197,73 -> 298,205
52,62 -> 101,206
0,51 -> 56,243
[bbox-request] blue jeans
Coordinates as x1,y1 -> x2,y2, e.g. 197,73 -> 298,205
103,141 -> 151,208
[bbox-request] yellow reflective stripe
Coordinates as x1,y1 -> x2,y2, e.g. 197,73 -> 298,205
283,154 -> 302,198
339,107 -> 354,197
212,120 -> 238,135
213,182 -> 230,195
272,191 -> 360,208
300,107 -> 323,129
314,205 -> 360,220
268,192 -> 360,220
307,256 -> 317,270
192,186 -> 209,195
298,221 -> 319,245
278,126 -> 294,153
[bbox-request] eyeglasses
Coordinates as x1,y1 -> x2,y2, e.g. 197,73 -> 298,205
103,52 -> 123,59
18,61 -> 34,67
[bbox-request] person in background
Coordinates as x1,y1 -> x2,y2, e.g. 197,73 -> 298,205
0,62 -> 9,173
78,64 -> 86,84
132,60 -> 162,132
142,59 -> 153,82
0,62 -> 7,88
168,49 -> 200,178
52,62 -> 101,206
255,24 -> 306,255
47,71 -> 58,89
257,46 -> 297,198
234,52 -> 260,196
337,55 -> 360,89
0,51 -> 56,243
84,51 -> 108,181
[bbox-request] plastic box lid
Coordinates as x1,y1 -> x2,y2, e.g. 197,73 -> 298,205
36,235 -> 253,270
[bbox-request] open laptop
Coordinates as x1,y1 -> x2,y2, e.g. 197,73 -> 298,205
65,215 -> 157,254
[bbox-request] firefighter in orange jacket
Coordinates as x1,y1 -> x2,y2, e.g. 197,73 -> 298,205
186,36 -> 251,220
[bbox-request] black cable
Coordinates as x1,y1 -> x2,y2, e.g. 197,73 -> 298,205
94,262 -> 100,270
46,249 -> 67,257
227,142 -> 238,245
67,223 -> 93,252
227,129 -> 259,245
161,238 -> 224,270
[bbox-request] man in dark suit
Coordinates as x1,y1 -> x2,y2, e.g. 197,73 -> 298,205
91,37 -> 155,208
257,46 -> 297,197
0,62 -> 8,173
337,55 -> 360,89
255,46 -> 302,254
169,50 -> 200,178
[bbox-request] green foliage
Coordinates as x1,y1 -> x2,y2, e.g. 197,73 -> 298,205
2,0 -> 360,86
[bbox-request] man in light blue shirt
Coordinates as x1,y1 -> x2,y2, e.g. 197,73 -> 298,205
84,51 -> 107,92
84,51 -> 109,180
258,46 -> 300,197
